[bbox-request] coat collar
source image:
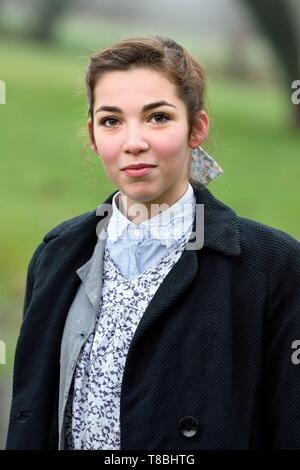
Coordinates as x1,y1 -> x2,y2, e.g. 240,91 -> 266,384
194,184 -> 241,257
43,184 -> 240,258
107,182 -> 195,248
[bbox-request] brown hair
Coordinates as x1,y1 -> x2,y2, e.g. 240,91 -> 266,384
85,35 -> 208,188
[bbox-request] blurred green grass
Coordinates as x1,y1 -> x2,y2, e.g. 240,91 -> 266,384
0,36 -> 299,377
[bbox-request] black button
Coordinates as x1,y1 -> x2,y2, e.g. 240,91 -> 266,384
179,416 -> 199,438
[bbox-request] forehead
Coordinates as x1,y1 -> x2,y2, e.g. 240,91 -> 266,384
93,67 -> 181,105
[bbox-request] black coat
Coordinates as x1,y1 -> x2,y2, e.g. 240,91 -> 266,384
5,185 -> 300,450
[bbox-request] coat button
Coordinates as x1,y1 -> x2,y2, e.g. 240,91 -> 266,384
179,416 -> 199,438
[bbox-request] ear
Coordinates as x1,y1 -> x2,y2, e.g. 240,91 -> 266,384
189,110 -> 209,149
87,118 -> 99,155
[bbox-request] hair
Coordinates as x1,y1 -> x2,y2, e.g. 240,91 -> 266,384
85,35 -> 208,189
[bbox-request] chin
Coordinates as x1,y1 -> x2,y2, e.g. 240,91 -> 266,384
122,185 -> 161,204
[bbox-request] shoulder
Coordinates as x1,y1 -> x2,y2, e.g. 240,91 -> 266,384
26,210 -> 98,273
26,188 -> 118,271
40,189 -> 118,243
226,215 -> 300,320
237,215 -> 300,260
237,215 -> 300,304
42,209 -> 97,242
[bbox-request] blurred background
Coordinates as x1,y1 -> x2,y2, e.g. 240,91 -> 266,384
0,0 -> 299,449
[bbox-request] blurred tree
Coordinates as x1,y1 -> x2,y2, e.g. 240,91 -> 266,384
29,0 -> 70,42
241,0 -> 300,127
0,0 -> 4,33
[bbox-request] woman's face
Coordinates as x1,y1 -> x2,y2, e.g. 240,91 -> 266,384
88,67 -> 208,217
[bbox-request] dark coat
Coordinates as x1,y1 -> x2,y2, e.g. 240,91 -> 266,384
5,185 -> 300,450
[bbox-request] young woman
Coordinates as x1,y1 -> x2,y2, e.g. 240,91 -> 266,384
6,36 -> 300,450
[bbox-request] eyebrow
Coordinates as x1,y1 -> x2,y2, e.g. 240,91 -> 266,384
95,100 -> 177,115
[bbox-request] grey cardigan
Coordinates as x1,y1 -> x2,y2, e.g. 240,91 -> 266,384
58,219 -> 109,449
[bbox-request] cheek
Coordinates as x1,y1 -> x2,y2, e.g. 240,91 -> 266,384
152,133 -> 187,162
95,138 -> 119,166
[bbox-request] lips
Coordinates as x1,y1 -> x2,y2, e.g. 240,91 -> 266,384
122,166 -> 156,177
122,164 -> 157,170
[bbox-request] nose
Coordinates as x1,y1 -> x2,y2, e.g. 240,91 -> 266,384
122,125 -> 149,155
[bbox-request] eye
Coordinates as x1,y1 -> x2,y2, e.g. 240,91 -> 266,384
100,117 -> 120,127
149,113 -> 170,124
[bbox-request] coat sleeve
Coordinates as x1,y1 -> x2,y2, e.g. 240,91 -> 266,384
262,233 -> 300,449
22,241 -> 46,320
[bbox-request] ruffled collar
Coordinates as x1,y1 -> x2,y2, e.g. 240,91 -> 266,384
106,182 -> 196,249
